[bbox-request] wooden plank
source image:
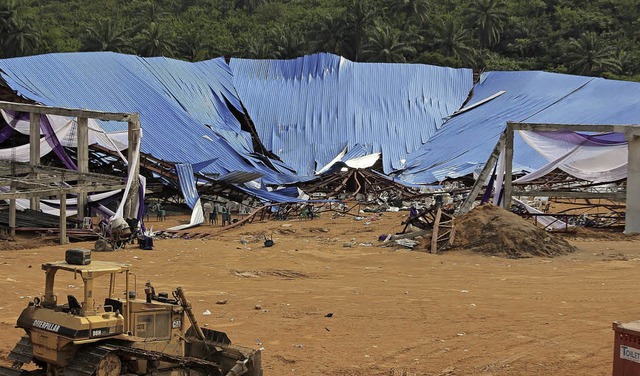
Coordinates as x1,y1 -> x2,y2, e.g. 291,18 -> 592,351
459,132 -> 506,214
503,124 -> 514,209
507,121 -> 640,136
0,184 -> 126,199
430,208 -> 442,254
77,117 -> 89,220
0,100 -> 138,122
448,219 -> 456,246
511,190 -> 626,200
8,183 -> 16,238
59,191 -> 67,245
29,112 -> 40,211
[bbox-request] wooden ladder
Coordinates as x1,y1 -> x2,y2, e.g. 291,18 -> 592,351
430,208 -> 456,254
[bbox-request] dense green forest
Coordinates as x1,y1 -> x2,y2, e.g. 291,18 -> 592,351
1,0 -> 638,80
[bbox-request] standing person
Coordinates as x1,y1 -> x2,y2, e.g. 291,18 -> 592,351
203,201 -> 213,226
211,202 -> 219,225
221,204 -> 229,226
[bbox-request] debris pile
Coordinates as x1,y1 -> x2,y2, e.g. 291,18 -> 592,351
452,204 -> 577,258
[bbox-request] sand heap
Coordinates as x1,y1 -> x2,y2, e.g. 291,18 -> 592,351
452,204 -> 577,258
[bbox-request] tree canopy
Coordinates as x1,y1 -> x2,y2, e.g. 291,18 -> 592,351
1,0 -> 638,80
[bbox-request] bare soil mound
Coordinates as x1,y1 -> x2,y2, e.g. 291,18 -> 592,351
453,204 -> 577,258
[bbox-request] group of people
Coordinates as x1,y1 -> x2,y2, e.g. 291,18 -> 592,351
202,201 -> 232,226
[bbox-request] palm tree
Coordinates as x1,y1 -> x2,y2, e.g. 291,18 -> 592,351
433,18 -> 477,66
0,0 -> 19,31
82,19 -> 130,52
239,35 -> 278,59
386,0 -> 430,28
313,15 -> 347,55
343,0 -> 378,61
137,22 -> 176,57
466,0 -> 507,48
143,0 -> 170,23
178,30 -> 205,62
362,24 -> 416,63
565,32 -> 621,76
3,17 -> 39,57
270,26 -> 307,59
234,0 -> 267,14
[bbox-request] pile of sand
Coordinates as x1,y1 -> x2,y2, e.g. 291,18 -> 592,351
452,204 -> 577,258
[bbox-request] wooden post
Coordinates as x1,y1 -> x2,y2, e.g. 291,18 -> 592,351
9,182 -> 16,238
625,133 -> 640,234
503,124 -> 514,209
76,117 -> 89,220
125,118 -> 141,219
59,190 -> 67,245
430,208 -> 442,254
29,113 -> 40,210
458,132 -> 507,214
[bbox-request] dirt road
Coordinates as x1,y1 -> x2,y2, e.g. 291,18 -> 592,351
0,210 -> 637,375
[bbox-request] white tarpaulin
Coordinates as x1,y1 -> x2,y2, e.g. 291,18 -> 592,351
513,197 -> 573,232
0,110 -> 129,160
516,131 -> 627,183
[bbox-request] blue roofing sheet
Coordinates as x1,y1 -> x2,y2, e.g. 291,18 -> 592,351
0,52 -> 293,184
395,70 -> 640,184
230,53 -> 473,176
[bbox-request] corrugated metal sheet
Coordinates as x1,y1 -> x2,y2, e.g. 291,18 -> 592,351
395,70 -> 634,184
0,52 -> 293,184
230,53 -> 473,176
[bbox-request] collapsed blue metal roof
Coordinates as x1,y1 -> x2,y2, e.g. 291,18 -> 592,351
396,71 -> 640,184
0,52 -> 296,184
1,51 -> 639,191
230,53 -> 473,175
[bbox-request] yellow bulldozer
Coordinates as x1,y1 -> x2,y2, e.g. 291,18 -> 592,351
0,250 -> 262,376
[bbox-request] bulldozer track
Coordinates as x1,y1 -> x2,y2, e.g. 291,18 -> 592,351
63,344 -> 224,376
102,344 -> 224,375
8,336 -> 34,365
0,340 -> 225,376
0,336 -> 38,376
64,346 -> 113,376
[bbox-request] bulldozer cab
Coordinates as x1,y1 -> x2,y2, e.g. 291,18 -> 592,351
41,260 -> 131,318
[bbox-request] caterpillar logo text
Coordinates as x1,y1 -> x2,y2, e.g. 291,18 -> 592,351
32,319 -> 61,333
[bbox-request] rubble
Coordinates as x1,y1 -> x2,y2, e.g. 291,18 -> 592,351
452,204 -> 577,258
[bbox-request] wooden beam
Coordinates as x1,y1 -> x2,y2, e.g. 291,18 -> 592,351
77,117 -> 89,220
507,122 -> 640,136
125,119 -> 141,218
503,123 -> 514,209
512,190 -> 626,200
430,208 -> 442,254
59,190 -> 67,245
625,134 -> 640,233
0,184 -> 125,199
29,112 -> 40,210
459,132 -> 506,214
9,182 -> 16,238
0,101 -> 139,122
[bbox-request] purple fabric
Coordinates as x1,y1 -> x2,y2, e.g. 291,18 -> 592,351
481,163 -> 498,204
0,124 -> 14,143
4,110 -> 30,124
532,131 -> 626,146
0,110 -> 30,143
39,114 -> 77,170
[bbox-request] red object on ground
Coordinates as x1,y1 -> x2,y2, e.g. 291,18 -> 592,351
613,321 -> 640,376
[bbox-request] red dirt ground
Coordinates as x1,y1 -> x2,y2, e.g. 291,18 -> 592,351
0,208 -> 638,375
